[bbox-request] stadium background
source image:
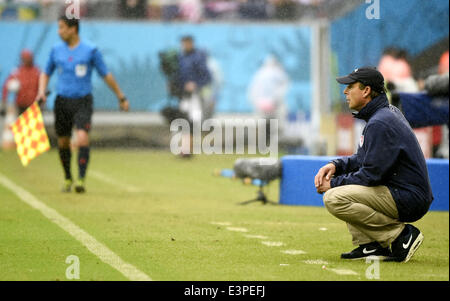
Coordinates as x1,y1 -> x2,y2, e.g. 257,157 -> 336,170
1,0 -> 448,155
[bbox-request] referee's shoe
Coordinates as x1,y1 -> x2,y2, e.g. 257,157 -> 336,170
74,179 -> 86,193
341,241 -> 391,260
62,179 -> 72,193
384,224 -> 424,263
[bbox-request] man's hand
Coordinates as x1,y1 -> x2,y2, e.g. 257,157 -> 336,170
36,73 -> 50,106
35,91 -> 47,106
316,177 -> 331,194
119,96 -> 129,112
314,163 -> 336,192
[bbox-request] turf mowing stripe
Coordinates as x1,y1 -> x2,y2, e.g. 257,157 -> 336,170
0,173 -> 152,281
89,170 -> 141,192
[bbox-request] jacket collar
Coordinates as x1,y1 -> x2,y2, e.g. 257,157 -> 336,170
353,94 -> 389,122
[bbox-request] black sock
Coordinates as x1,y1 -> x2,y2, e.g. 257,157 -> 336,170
78,146 -> 90,179
58,148 -> 72,180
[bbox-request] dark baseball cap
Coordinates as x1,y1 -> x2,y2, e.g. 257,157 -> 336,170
336,66 -> 385,93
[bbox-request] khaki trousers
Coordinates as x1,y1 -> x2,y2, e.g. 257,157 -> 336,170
323,185 -> 405,248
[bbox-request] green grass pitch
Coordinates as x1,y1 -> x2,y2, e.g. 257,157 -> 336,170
0,149 -> 448,281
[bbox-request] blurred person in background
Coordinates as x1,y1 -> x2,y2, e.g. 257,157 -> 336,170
204,0 -> 239,19
177,35 -> 212,157
391,50 -> 449,158
36,16 -> 129,193
385,49 -> 449,158
427,50 -> 449,158
119,0 -> 146,18
1,49 -> 40,116
378,47 -> 418,93
160,0 -> 180,21
269,0 -> 298,20
237,0 -> 268,20
178,35 -> 213,120
179,0 -> 203,22
248,54 -> 290,141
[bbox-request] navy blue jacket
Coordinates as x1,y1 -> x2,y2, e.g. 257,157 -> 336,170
330,94 -> 433,222
178,49 -> 211,89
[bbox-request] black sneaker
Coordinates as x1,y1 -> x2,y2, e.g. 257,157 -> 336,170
74,179 -> 86,193
384,224 -> 423,263
341,242 -> 392,260
61,179 -> 72,193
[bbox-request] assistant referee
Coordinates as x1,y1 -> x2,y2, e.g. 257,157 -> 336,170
36,16 -> 129,193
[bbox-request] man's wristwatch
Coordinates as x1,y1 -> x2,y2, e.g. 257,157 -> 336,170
119,96 -> 127,103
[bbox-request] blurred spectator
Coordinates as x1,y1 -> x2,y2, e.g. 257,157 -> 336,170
1,49 -> 40,116
248,54 -> 290,139
179,0 -> 203,22
178,35 -> 213,118
378,47 -> 419,93
119,0 -> 146,19
270,0 -> 297,20
0,0 -> 350,21
430,50 -> 449,158
84,0 -> 117,19
177,35 -> 213,156
389,50 -> 449,158
238,0 -> 268,20
39,0 -> 68,21
159,0 -> 179,21
204,0 -> 238,19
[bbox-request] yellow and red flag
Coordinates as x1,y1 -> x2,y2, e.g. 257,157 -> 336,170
9,102 -> 50,166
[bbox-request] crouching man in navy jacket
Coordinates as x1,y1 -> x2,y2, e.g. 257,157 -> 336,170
314,67 -> 433,263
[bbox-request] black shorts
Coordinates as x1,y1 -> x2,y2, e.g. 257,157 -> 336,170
54,94 -> 93,137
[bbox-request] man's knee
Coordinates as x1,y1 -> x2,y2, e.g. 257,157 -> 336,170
323,188 -> 338,211
76,129 -> 89,147
58,137 -> 71,148
323,187 -> 350,216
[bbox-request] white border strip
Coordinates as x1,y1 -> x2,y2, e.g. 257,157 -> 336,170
0,173 -> 151,281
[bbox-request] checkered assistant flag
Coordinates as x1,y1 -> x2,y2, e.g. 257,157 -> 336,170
10,102 -> 50,166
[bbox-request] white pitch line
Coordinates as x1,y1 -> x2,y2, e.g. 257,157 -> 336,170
226,227 -> 248,233
261,241 -> 284,247
281,249 -> 307,255
89,170 -> 141,193
328,268 -> 358,276
0,173 -> 151,281
210,222 -> 232,226
243,234 -> 269,240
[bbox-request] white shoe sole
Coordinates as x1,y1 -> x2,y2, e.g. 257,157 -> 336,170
345,255 -> 390,261
403,232 -> 424,263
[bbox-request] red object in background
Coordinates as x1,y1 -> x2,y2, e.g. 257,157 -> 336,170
432,125 -> 442,146
413,127 -> 433,159
432,50 -> 448,152
2,65 -> 40,109
438,51 -> 449,75
378,55 -> 413,82
336,113 -> 354,156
